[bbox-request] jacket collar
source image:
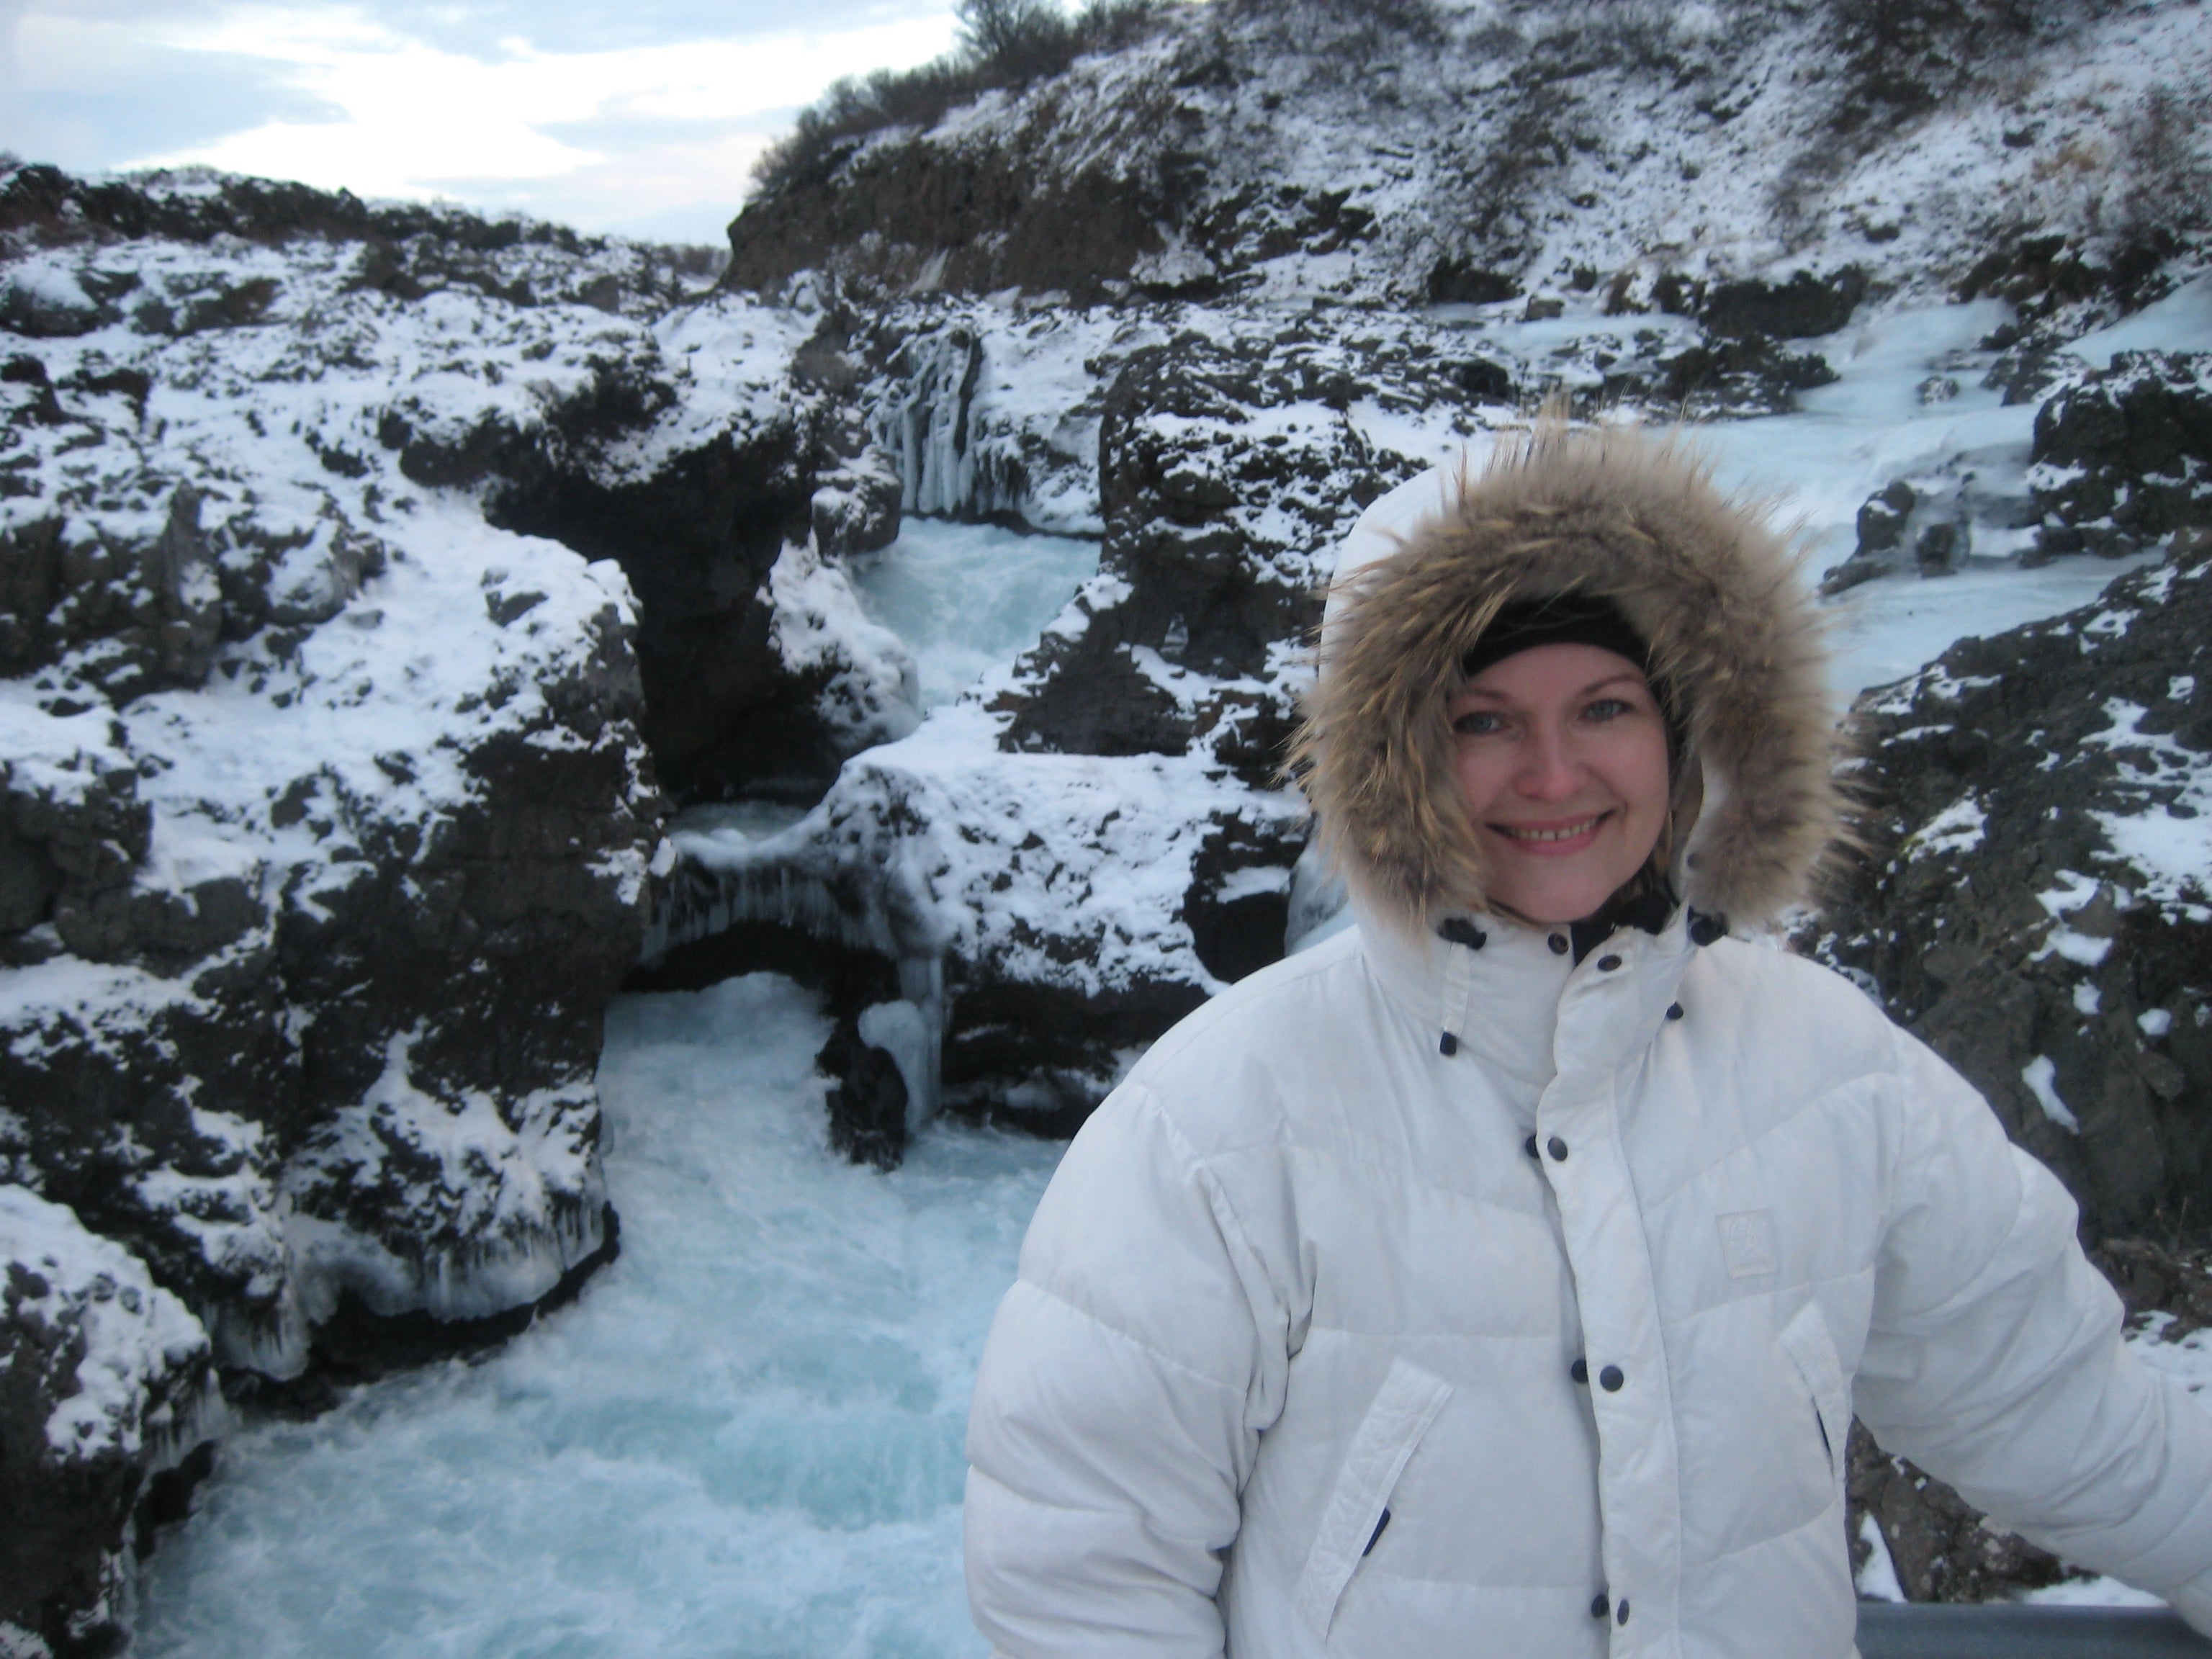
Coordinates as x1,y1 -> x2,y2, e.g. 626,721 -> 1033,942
1355,900 -> 1701,1088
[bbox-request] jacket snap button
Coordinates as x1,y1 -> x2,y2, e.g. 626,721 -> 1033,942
1548,932 -> 1568,955
1617,1599 -> 1631,1625
1570,1357 -> 1588,1384
1547,1136 -> 1568,1161
1596,954 -> 1622,971
1599,1364 -> 1624,1391
1666,1002 -> 1684,1020
1591,1593 -> 1610,1619
1523,1134 -> 1540,1160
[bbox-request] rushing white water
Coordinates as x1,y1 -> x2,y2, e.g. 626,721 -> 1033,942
133,976 -> 1061,1659
847,518 -> 1100,708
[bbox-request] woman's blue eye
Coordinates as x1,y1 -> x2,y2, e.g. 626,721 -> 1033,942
1453,710 -> 1504,736
1585,698 -> 1632,721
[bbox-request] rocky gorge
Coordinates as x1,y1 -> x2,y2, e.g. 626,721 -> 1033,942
6,0 -> 2212,1649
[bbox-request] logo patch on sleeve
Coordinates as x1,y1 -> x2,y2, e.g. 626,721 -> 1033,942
1716,1209 -> 1779,1280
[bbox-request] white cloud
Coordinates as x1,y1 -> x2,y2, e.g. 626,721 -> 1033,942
6,1 -> 959,240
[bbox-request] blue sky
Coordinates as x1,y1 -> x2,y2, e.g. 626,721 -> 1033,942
0,0 -> 961,243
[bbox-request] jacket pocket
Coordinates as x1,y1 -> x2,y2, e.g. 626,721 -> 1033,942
1779,1300 -> 1851,1501
1293,1358 -> 1454,1640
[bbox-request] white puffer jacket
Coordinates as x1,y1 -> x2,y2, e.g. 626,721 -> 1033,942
963,434 -> 2212,1657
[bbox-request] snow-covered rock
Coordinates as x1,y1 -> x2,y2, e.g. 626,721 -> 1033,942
2030,349 -> 2212,559
644,698 -> 1308,1152
1811,538 -> 2212,1238
0,165 -> 707,1359
1,1185 -> 212,1658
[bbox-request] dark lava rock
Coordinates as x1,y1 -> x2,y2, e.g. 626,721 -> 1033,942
1428,258 -> 1521,305
1699,266 -> 1869,339
817,1015 -> 911,1171
1958,230 -> 2182,328
1822,481 -> 1919,594
1845,1422 -> 2072,1606
0,488 -> 227,701
1809,534 -> 2212,1241
1859,480 -> 1915,554
1183,814 -> 1298,986
2,585 -> 661,1364
1914,517 -> 1961,574
0,161 -> 703,319
2028,351 -> 2212,559
490,405 -> 852,801
0,269 -> 110,339
0,166 -> 698,1364
1649,333 -> 1838,417
640,737 -> 1310,1157
730,139 -> 1172,300
2090,1234 -> 2212,1339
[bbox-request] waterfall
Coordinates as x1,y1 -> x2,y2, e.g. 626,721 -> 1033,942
873,328 -> 1031,521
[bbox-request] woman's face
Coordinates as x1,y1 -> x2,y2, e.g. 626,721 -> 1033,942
1447,642 -> 1673,925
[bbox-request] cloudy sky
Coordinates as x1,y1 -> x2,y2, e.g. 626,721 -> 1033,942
0,0 -> 961,243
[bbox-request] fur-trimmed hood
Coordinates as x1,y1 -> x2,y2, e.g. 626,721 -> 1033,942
1295,423 -> 1843,933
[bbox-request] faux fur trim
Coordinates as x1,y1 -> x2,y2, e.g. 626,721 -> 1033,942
1292,422 -> 1844,934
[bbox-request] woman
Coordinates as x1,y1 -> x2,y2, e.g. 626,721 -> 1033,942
963,424 -> 2212,1658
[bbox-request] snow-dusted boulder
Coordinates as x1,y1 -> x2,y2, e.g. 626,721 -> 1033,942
479,289 -> 925,801
1,1186 -> 212,1657
0,503 -> 660,1369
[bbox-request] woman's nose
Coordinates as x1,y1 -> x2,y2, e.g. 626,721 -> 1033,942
1514,727 -> 1584,799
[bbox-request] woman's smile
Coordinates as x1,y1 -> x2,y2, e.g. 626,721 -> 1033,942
1488,810 -> 1614,850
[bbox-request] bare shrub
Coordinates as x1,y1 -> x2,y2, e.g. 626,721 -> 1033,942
1226,0 -> 1446,69
2117,83 -> 2212,242
749,0 -> 1175,202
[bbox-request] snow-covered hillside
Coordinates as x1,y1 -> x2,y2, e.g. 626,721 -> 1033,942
733,0 -> 2212,327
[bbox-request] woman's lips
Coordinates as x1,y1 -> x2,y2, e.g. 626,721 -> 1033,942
1488,811 -> 1612,854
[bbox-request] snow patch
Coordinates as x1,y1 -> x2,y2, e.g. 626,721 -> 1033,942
1907,793 -> 1986,860
2021,1056 -> 2081,1133
1856,1511 -> 1907,1604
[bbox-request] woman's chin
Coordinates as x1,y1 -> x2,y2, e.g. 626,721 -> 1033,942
1483,845 -> 1640,926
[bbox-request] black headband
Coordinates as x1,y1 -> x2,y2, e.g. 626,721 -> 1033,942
1460,593 -> 1651,683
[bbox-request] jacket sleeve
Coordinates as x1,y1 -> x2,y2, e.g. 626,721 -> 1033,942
1854,1032 -> 2212,1631
963,1079 -> 1290,1659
